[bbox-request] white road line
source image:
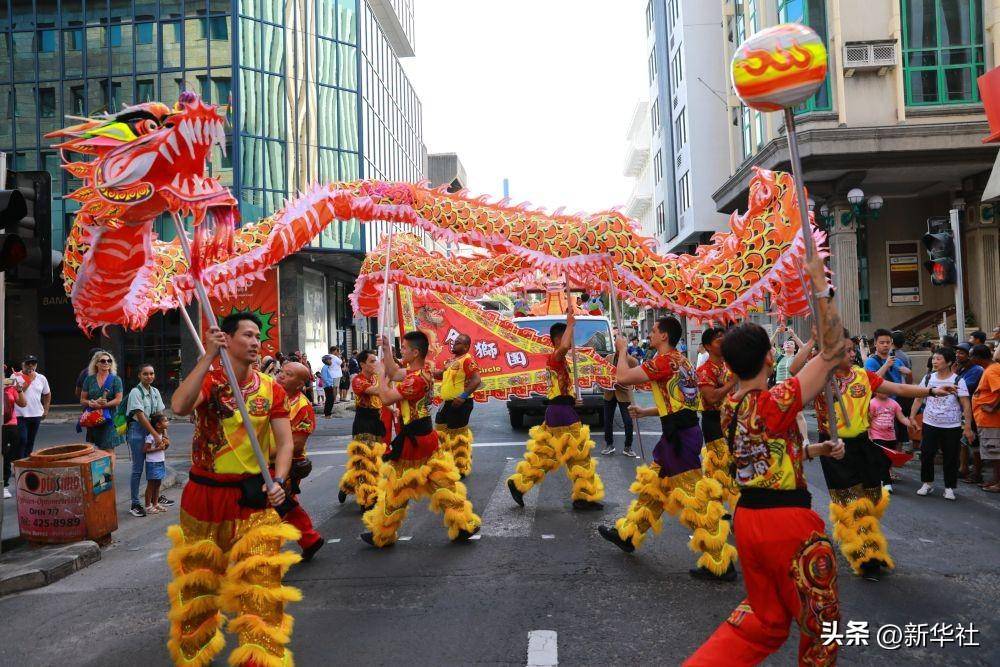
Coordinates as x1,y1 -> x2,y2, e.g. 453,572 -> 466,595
309,440 -> 526,456
480,459 -> 539,537
326,538 -> 341,544
541,534 -> 555,540
526,630 -> 558,667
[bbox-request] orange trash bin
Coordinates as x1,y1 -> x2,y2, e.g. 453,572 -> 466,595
12,444 -> 118,545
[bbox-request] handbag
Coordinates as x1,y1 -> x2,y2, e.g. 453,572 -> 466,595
79,374 -> 116,430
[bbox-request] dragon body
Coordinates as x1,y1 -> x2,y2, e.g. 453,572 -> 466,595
56,94 -> 822,333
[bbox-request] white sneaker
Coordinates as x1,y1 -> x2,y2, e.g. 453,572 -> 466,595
916,483 -> 932,496
2,487 -> 11,499
944,488 -> 956,501
884,484 -> 893,494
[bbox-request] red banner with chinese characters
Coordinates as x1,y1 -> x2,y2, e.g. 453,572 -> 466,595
199,267 -> 281,359
396,287 -> 615,403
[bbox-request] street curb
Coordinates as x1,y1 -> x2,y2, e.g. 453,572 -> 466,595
0,540 -> 101,597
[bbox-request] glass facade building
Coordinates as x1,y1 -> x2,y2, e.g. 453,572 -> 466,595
1,0 -> 425,400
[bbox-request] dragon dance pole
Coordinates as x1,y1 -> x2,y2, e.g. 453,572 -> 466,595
564,271 -> 582,404
607,277 -> 644,460
173,285 -> 206,356
377,227 -> 394,360
171,213 -> 278,494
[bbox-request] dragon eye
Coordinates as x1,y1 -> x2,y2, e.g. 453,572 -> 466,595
134,118 -> 158,135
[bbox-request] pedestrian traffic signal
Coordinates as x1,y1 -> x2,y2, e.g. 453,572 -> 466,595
0,186 -> 28,272
4,170 -> 55,287
921,230 -> 956,286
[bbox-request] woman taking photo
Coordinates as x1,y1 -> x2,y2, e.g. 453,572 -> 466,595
910,346 -> 974,501
80,350 -> 124,457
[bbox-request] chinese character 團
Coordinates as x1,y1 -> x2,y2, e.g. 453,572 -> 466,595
506,351 -> 528,368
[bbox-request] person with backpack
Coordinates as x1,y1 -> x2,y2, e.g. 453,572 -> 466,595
79,350 -> 124,457
124,363 -> 169,517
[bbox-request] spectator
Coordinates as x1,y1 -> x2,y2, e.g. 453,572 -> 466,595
2,375 -> 28,498
942,334 -> 958,349
261,354 -> 281,376
320,354 -> 337,418
891,331 -> 914,450
80,350 -> 124,458
142,413 -> 170,514
75,347 -> 105,399
910,347 -> 973,500
969,330 -> 987,346
627,337 -> 642,360
891,331 -> 912,373
774,339 -> 797,385
347,351 -> 361,399
868,392 -> 911,488
972,344 -> 993,369
601,349 -> 637,457
865,329 -> 911,387
124,363 -> 167,518
992,326 -> 999,348
14,355 -> 51,458
955,343 -> 985,484
327,347 -> 346,404
972,345 -> 1000,492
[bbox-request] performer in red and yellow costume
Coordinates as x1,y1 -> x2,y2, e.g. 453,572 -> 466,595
506,310 -> 605,510
339,350 -> 387,511
361,331 -> 481,547
687,255 -> 843,667
432,334 -> 482,478
697,326 -> 740,511
274,362 -> 324,562
167,312 -> 301,667
597,317 -> 737,581
811,332 -> 952,581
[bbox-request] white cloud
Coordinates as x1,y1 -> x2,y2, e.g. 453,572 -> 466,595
402,0 -> 648,214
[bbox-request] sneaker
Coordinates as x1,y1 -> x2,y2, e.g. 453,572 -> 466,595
884,484 -> 893,495
507,479 -> 525,507
300,539 -> 325,562
622,448 -> 639,458
944,488 -> 956,501
157,496 -> 175,507
689,563 -> 738,582
601,444 -> 616,456
860,560 -> 881,582
130,503 -> 147,517
597,525 -> 635,554
360,532 -> 393,548
453,525 -> 481,542
338,489 -> 348,504
572,499 -> 604,511
916,483 -> 932,496
2,487 -> 11,499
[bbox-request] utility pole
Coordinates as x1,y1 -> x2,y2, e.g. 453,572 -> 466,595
1,151 -> 7,548
950,208 -> 966,341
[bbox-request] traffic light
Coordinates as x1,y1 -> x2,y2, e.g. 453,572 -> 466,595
0,186 -> 27,272
921,228 -> 956,286
4,170 -> 54,287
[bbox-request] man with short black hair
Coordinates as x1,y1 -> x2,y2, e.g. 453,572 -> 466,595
507,310 -> 605,511
697,326 -> 740,510
969,330 -> 988,346
361,331 -> 481,547
955,342 -> 985,483
598,317 -> 737,581
14,355 -> 50,459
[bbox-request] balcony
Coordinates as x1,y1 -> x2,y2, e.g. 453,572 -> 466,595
623,136 -> 650,177
625,178 -> 653,219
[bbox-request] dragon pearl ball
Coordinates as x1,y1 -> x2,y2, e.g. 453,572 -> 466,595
731,23 -> 828,112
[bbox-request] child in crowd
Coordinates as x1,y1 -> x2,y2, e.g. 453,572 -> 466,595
869,393 -> 911,489
143,413 -> 170,514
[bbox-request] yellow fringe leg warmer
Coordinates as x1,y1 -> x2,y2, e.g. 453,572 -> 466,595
166,524 -> 228,667
436,425 -> 474,477
362,459 -> 422,547
613,463 -> 671,550
425,449 -> 482,539
339,436 -> 386,508
701,437 -> 740,510
664,468 -> 738,576
555,423 -> 604,502
507,424 -> 562,495
829,486 -> 895,575
220,514 -> 302,667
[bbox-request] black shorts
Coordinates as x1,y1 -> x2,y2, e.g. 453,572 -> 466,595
819,434 -> 889,491
353,407 -> 386,438
435,399 -> 474,429
339,376 -> 350,390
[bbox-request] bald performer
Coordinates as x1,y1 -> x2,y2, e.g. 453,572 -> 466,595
275,362 -> 324,561
432,334 -> 482,477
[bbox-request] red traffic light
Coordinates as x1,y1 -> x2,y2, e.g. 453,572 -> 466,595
0,233 -> 27,271
923,258 -> 956,286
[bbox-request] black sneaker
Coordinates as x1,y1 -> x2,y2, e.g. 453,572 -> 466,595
300,539 -> 325,562
453,525 -> 481,542
338,489 -> 348,504
508,479 -> 525,507
157,496 -> 175,507
860,560 -> 881,582
689,563 -> 738,582
572,499 -> 604,511
598,525 -> 635,553
361,503 -> 375,513
360,532 -> 377,547
622,448 -> 639,458
601,444 -> 616,456
129,503 -> 147,518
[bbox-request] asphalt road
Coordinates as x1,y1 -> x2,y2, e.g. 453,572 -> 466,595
1,399 -> 998,666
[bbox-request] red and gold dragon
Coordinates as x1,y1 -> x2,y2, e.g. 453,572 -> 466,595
54,94 -> 823,332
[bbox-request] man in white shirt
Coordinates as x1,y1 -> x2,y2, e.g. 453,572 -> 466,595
14,355 -> 50,458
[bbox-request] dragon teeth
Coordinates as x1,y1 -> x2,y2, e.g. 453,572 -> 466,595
166,131 -> 180,156
158,144 -> 174,164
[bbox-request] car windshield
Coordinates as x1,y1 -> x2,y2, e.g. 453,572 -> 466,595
514,319 -> 612,356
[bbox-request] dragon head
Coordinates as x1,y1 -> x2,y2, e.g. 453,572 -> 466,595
47,91 -> 236,227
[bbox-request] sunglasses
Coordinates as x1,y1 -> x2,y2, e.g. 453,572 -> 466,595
98,359 -> 112,363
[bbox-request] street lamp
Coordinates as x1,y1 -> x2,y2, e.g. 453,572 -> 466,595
847,188 -> 865,206
807,197 -> 816,212
867,195 -> 884,212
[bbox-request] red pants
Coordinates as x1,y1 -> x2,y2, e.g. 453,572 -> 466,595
284,498 -> 322,549
685,506 -> 840,667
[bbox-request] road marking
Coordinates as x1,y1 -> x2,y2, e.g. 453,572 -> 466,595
326,538 -> 341,544
309,440 -> 525,456
398,536 -> 412,541
469,534 -> 481,540
526,630 -> 558,667
541,534 -> 555,540
480,459 -> 539,537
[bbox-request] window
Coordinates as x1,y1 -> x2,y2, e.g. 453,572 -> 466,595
656,203 -> 666,235
671,48 -> 683,85
70,85 -> 84,114
645,1 -> 654,34
135,23 -> 154,45
674,108 -> 687,148
647,51 -> 656,84
39,87 -> 55,116
651,99 -> 659,132
201,16 -> 228,40
65,28 -> 83,51
740,105 -> 752,158
754,110 -> 764,147
137,79 -> 155,102
678,172 -> 691,215
778,0 -> 832,112
902,0 -> 984,105
107,25 -> 123,47
38,29 -> 57,53
653,149 -> 662,183
669,0 -> 680,26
